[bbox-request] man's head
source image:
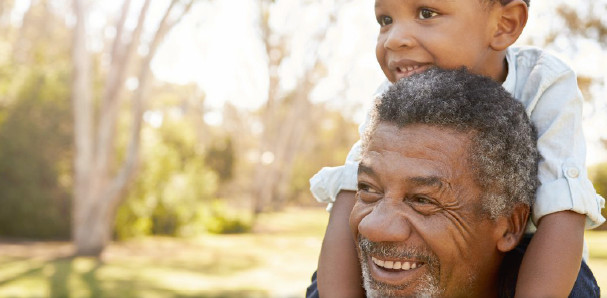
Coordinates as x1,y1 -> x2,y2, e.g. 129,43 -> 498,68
375,0 -> 529,83
350,68 -> 539,297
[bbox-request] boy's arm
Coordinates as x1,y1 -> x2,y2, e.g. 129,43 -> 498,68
511,53 -> 605,297
317,190 -> 365,298
515,210 -> 585,297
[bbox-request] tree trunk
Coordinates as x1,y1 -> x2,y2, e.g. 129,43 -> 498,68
70,0 -> 193,256
252,0 -> 341,213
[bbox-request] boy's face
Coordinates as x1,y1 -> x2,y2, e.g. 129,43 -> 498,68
375,0 -> 504,82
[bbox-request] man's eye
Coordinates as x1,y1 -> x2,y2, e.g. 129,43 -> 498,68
358,183 -> 380,194
377,15 -> 393,27
412,196 -> 433,205
408,195 -> 441,215
357,183 -> 382,203
418,8 -> 438,20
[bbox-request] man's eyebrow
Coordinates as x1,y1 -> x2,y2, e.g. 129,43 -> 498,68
358,162 -> 375,177
359,162 -> 449,189
408,176 -> 449,190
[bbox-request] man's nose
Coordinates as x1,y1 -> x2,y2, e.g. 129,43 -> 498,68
383,22 -> 416,51
358,200 -> 412,243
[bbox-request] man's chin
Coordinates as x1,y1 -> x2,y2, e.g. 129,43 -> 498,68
361,261 -> 440,298
357,237 -> 441,297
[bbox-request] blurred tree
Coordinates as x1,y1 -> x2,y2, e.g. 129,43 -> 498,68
0,70 -> 72,239
205,136 -> 234,182
251,0 -> 346,213
589,163 -> 607,230
0,0 -> 73,239
288,105 -> 359,205
542,2 -> 607,48
71,0 -> 195,256
115,108 -> 219,239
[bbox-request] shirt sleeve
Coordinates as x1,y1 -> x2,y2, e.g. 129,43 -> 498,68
529,67 -> 606,229
309,140 -> 361,210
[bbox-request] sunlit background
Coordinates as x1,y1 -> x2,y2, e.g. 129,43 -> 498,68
0,0 -> 606,297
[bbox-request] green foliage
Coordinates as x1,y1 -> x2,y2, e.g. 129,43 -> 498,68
202,200 -> 252,234
205,136 -> 235,182
589,162 -> 607,229
0,70 -> 73,239
115,117 -> 221,239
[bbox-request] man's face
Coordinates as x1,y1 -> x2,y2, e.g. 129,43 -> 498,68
350,123 -> 503,297
374,0 -> 503,83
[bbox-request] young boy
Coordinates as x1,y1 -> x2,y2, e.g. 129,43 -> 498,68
310,0 -> 605,297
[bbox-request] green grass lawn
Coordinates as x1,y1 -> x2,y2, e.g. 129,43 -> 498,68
0,207 -> 605,297
587,230 -> 607,297
0,208 -> 330,297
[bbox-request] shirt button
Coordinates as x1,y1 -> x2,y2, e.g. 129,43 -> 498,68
566,167 -> 580,178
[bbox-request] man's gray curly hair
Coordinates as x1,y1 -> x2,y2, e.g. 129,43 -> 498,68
362,67 -> 539,219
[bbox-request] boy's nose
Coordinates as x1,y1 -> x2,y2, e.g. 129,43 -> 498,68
383,23 -> 415,50
358,200 -> 412,243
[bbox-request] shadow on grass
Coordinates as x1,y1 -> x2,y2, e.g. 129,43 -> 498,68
48,257 -> 106,297
197,289 -> 269,298
166,254 -> 260,276
0,262 -> 45,287
43,257 -> 264,298
45,257 -> 210,298
49,257 -> 72,297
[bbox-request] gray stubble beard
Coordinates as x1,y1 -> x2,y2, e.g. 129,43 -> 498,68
358,237 -> 442,298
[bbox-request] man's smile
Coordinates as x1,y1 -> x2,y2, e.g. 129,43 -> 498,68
371,256 -> 424,271
366,253 -> 429,287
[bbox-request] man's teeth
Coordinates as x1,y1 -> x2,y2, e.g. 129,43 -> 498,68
372,256 -> 420,270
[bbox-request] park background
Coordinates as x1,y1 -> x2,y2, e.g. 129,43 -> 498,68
0,0 -> 606,297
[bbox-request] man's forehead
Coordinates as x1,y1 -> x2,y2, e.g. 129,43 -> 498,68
366,123 -> 472,156
362,122 -> 474,184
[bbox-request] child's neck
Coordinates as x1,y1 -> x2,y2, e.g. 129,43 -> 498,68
497,56 -> 509,83
488,52 -> 509,84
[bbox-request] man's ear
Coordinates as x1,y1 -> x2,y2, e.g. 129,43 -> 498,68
494,203 -> 530,252
490,0 -> 528,51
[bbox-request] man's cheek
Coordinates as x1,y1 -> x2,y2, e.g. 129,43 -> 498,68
440,210 -> 479,257
349,203 -> 373,236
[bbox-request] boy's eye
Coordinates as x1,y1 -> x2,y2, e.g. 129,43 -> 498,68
377,15 -> 393,27
418,8 -> 438,20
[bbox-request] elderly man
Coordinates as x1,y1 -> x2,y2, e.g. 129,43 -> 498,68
349,68 -> 539,297
307,68 -> 600,297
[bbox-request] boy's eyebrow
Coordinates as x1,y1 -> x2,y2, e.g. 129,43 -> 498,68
375,0 -> 452,6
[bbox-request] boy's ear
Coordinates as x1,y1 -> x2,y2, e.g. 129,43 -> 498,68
490,0 -> 528,51
494,203 -> 529,252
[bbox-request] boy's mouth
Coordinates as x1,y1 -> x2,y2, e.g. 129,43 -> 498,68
394,64 -> 431,81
